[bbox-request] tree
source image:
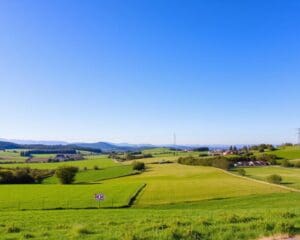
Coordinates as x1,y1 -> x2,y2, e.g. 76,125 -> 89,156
0,170 -> 14,183
281,159 -> 292,168
55,166 -> 78,184
237,168 -> 246,176
132,161 -> 145,171
267,174 -> 282,184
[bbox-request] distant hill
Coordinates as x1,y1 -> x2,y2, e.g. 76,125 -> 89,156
0,141 -> 20,150
0,141 -> 102,153
1,138 -> 248,152
0,139 -> 68,145
74,142 -> 154,152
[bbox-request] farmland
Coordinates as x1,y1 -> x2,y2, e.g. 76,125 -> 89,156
0,147 -> 300,239
0,150 -> 27,163
235,166 -> 300,190
43,164 -> 136,184
0,193 -> 299,240
112,163 -> 288,206
1,155 -> 118,169
266,146 -> 300,160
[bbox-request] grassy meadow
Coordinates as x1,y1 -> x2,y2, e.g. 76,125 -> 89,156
1,155 -> 117,170
44,164 -> 137,184
0,182 -> 145,210
237,166 -> 300,190
0,193 -> 299,240
114,163 -> 288,206
268,146 -> 300,160
0,150 -> 27,163
0,147 -> 300,239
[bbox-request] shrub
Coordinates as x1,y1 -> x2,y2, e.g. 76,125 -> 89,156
178,156 -> 231,170
256,154 -> 277,165
0,168 -> 53,184
55,166 -> 78,184
281,159 -> 292,167
14,169 -> 35,183
293,161 -> 300,168
212,157 -> 230,170
132,161 -> 145,171
23,233 -> 35,238
199,153 -> 208,157
267,174 -> 282,184
93,165 -> 99,170
71,224 -> 92,236
0,170 -> 14,183
6,224 -> 21,233
237,168 -> 246,176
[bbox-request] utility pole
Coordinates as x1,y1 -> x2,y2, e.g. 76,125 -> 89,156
297,128 -> 300,146
173,133 -> 176,146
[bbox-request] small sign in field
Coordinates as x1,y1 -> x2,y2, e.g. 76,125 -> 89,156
95,193 -> 105,201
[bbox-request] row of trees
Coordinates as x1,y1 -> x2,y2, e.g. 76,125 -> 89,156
109,152 -> 153,161
0,168 -> 53,184
178,156 -> 230,170
249,144 -> 276,152
178,153 -> 280,170
21,149 -> 77,157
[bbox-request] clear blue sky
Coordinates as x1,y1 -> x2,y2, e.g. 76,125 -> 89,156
1,0 -> 300,145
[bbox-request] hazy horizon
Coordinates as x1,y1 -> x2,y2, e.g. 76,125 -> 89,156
1,0 -> 300,144
0,137 -> 293,146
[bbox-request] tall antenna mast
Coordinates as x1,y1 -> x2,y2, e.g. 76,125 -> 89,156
297,128 -> 300,146
173,133 -> 176,146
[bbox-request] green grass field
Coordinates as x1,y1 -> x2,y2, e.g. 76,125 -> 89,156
268,146 -> 300,160
1,148 -> 300,239
0,182 -> 145,210
107,163 -> 288,206
43,165 -> 137,184
236,166 -> 300,190
0,192 -> 299,240
0,150 -> 27,163
143,148 -> 201,158
2,155 -> 117,169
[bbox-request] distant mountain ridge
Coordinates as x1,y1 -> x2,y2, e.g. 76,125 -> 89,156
0,139 -> 68,145
0,138 -> 241,152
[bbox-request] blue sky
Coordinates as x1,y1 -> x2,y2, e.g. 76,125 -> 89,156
1,0 -> 300,145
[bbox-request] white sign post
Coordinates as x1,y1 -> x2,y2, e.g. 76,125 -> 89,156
95,193 -> 105,208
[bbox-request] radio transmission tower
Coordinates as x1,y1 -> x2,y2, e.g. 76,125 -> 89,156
297,128 -> 300,146
173,133 -> 177,146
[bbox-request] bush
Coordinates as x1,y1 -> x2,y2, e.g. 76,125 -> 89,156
6,224 -> 21,233
132,161 -> 145,171
0,168 -> 53,184
293,161 -> 300,168
0,170 -> 14,183
256,154 -> 277,165
281,159 -> 292,167
93,165 -> 99,170
267,174 -> 282,184
237,168 -> 246,176
199,153 -> 208,157
178,156 -> 231,170
55,166 -> 78,184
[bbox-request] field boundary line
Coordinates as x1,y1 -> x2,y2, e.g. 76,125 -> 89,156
128,183 -> 147,207
221,169 -> 300,193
